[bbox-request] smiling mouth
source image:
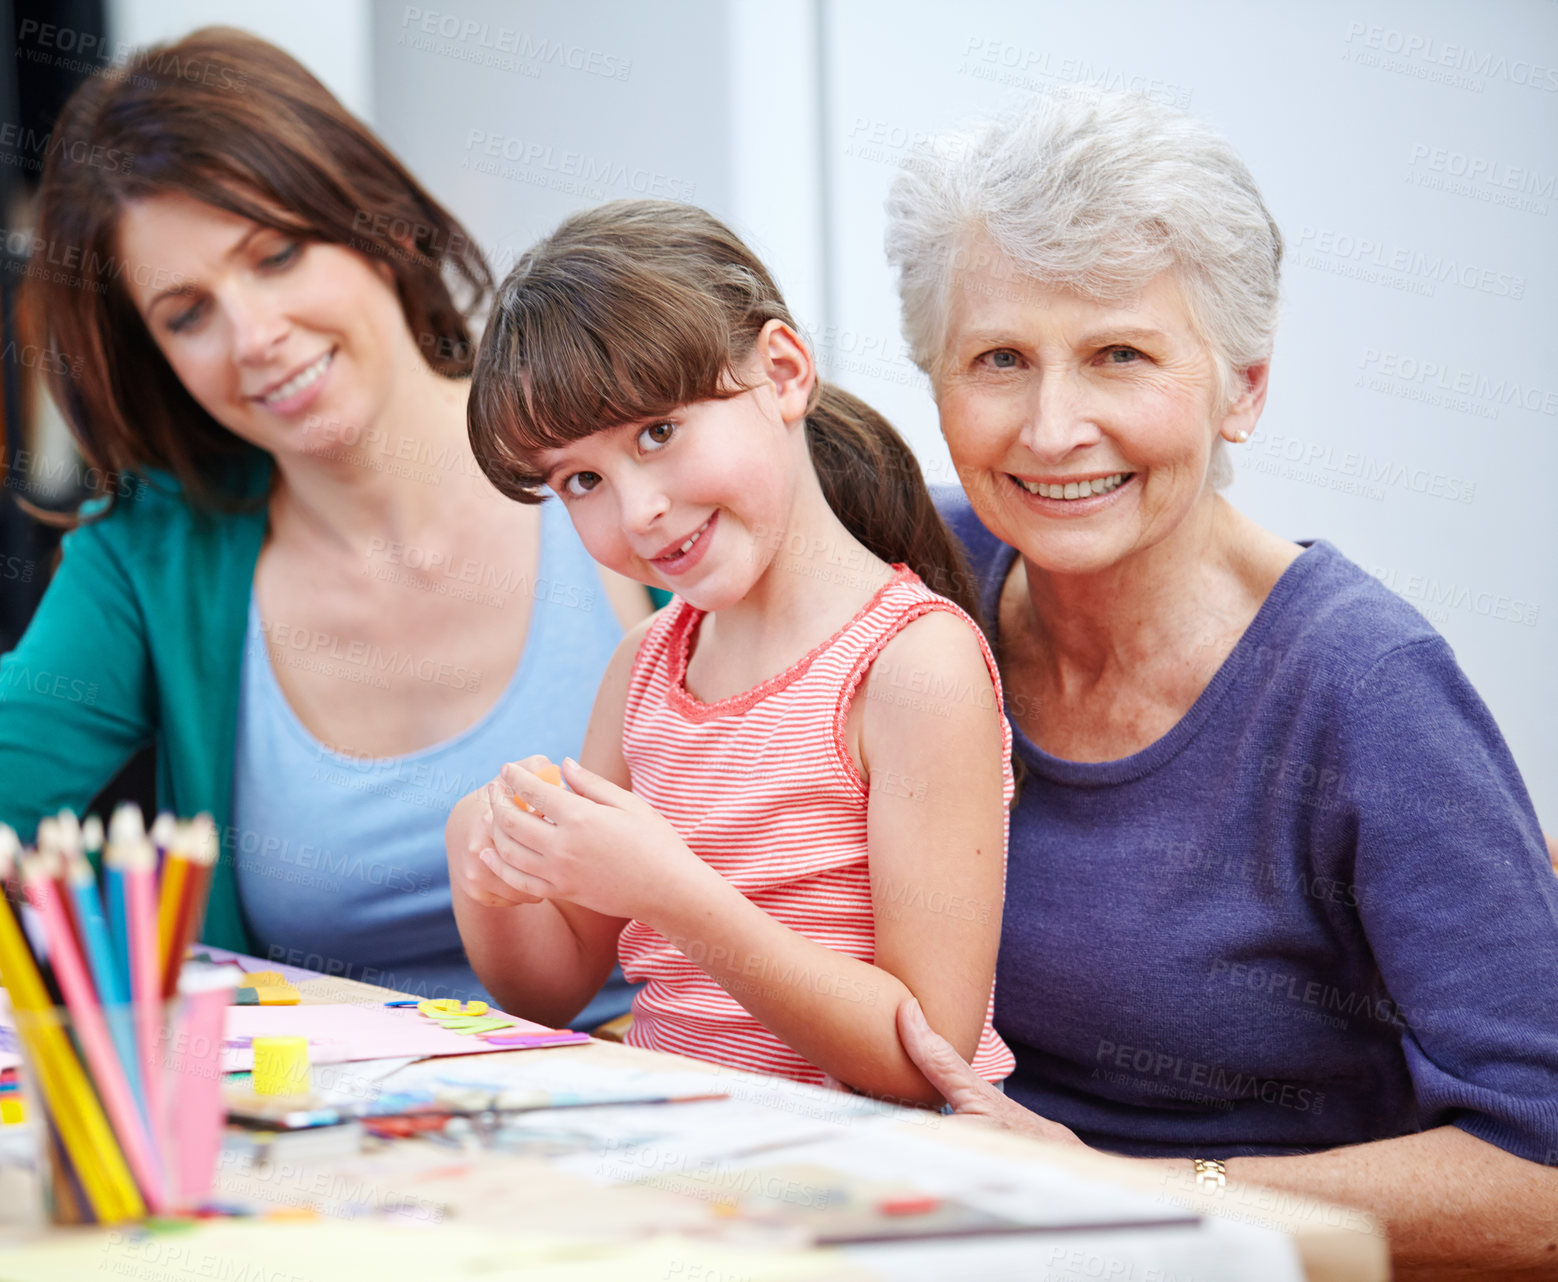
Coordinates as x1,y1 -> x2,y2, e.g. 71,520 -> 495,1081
1012,472 -> 1134,501
256,350 -> 334,406
652,516 -> 713,562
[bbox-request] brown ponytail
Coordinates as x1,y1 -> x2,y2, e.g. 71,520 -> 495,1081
804,382 -> 980,622
471,199 -> 982,624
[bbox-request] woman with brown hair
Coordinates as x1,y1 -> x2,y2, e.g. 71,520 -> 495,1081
0,28 -> 649,1022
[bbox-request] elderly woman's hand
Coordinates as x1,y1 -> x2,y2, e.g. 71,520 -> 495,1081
896,998 -> 1085,1146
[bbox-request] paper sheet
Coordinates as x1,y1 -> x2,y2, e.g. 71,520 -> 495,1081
383,1052 -> 736,1101
735,1126 -> 1192,1231
221,1004 -> 561,1071
844,1216 -> 1305,1282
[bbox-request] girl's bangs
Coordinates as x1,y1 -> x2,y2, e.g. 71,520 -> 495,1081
471,266 -> 742,496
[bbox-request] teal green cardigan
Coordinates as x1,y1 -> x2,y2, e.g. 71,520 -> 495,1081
0,451 -> 273,951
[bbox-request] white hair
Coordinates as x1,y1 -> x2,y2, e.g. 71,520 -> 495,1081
885,92 -> 1283,488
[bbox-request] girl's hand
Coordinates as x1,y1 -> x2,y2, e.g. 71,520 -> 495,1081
896,998 -> 1086,1147
444,775 -> 546,909
483,757 -> 712,923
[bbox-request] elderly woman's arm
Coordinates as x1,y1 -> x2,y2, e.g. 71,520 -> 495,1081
1228,1128 -> 1558,1279
898,1002 -> 1558,1279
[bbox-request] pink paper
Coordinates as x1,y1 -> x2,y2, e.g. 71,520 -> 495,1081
221,1004 -> 561,1072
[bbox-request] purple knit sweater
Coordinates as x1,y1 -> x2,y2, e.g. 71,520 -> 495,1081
939,491 -> 1558,1161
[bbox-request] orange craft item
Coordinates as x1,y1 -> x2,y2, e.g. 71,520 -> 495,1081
514,761 -> 563,814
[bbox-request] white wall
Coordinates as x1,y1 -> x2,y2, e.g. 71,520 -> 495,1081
369,1 -> 736,292
369,0 -> 829,369
111,0 -> 372,116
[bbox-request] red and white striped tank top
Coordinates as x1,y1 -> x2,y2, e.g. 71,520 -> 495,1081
619,565 -> 1016,1085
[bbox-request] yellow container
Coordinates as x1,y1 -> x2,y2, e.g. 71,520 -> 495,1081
251,1036 -> 311,1096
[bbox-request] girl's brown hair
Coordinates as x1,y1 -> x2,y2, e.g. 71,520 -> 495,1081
469,200 -> 980,621
21,26 -> 492,514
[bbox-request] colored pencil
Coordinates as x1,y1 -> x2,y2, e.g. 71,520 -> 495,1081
59,846 -> 152,1134
149,812 -> 176,876
104,878 -> 131,1007
22,855 -> 166,1211
104,805 -> 142,1028
15,822 -> 56,976
52,811 -> 84,872
40,818 -> 84,958
0,843 -> 144,1221
53,811 -> 82,845
81,814 -> 104,868
156,828 -> 191,989
44,1122 -> 88,1224
160,816 -> 217,999
115,820 -> 166,1169
61,846 -> 126,1005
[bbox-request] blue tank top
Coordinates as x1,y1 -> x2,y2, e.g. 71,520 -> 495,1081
231,501 -> 636,1024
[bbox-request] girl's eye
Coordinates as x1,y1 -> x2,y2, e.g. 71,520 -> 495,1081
638,422 -> 675,450
564,471 -> 601,497
980,349 -> 1020,370
1104,346 -> 1143,364
166,299 -> 206,334
260,241 -> 301,271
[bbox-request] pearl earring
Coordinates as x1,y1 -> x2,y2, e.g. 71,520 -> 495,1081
1234,430 -> 1250,443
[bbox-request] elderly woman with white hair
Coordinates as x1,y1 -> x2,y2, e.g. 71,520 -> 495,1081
884,94 -> 1558,1276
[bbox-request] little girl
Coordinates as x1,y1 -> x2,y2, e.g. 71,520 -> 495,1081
445,201 -> 1013,1101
